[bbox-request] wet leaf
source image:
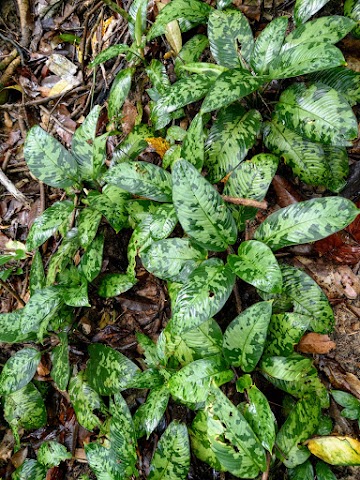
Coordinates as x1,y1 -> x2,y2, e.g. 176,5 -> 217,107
171,258 -> 235,334
260,354 -> 314,382
98,273 -> 137,297
24,125 -> 79,188
51,332 -> 70,391
223,301 -> 272,371
305,436 -> 360,465
133,384 -> 170,438
208,9 -> 254,68
148,421 -> 190,480
276,396 -> 321,468
0,347 -> 41,395
26,200 -> 74,251
86,343 -> 139,395
12,459 -> 47,480
254,197 -> 359,252
228,240 -> 282,293
108,67 -> 135,120
288,460 -> 314,480
105,160 -> 172,202
263,313 -> 310,357
205,105 -> 261,183
68,371 -> 103,430
172,159 -> 237,251
37,441 -> 71,467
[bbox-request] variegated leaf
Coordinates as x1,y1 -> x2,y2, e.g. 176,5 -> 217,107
129,0 -> 147,40
276,396 -> 321,468
86,343 -> 139,395
263,313 -> 310,357
46,229 -> 80,285
205,105 -> 261,183
288,460 -> 315,480
37,441 -> 72,467
80,233 -> 104,282
181,112 -> 205,170
285,15 -> 355,45
274,82 -> 357,146
250,16 -> 288,74
90,44 -> 129,67
0,347 -> 41,395
310,67 -> 360,106
98,273 -> 136,298
24,125 -> 79,188
29,250 -> 45,295
208,9 -> 254,68
171,258 -> 235,334
172,160 -> 237,251
205,386 -> 267,477
51,332 -> 70,391
112,124 -> 152,164
223,301 -> 272,371
260,353 -> 314,382
223,154 -> 278,230
254,198 -> 359,253
168,356 -> 233,404
133,385 -> 170,438
69,371 -> 103,430
268,43 -> 345,80
315,461 -> 337,480
12,459 -> 47,480
77,207 -> 102,249
345,0 -> 360,38
148,0 -> 212,40
105,160 -> 172,202
88,185 -> 130,233
201,68 -> 266,113
228,240 -> 282,293
294,0 -> 330,25
85,443 -> 125,480
141,237 -> 207,283
147,59 -> 171,100
174,34 -> 209,77
26,200 -> 74,251
108,67 -> 134,120
306,436 -> 360,466
148,421 -> 190,480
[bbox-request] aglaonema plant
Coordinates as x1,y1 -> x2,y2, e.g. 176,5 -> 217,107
1,0 -> 360,478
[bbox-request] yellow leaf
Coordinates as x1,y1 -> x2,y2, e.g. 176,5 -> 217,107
305,436 -> 360,465
156,2 -> 182,54
145,137 -> 171,158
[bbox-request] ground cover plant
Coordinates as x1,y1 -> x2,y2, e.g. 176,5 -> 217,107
1,0 -> 360,478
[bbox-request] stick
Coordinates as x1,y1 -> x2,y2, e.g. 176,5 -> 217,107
0,169 -> 30,206
0,279 -> 25,307
222,195 -> 268,209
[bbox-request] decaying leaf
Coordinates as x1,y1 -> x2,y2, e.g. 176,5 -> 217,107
297,333 -> 336,354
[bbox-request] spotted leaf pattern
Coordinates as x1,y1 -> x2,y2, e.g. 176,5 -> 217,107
37,441 -> 72,468
80,233 -> 104,282
181,112 -> 205,170
311,67 -> 360,106
285,15 -> 355,45
345,0 -> 360,38
0,347 -> 41,395
133,384 -> 170,438
108,67 -> 134,120
69,371 -> 103,431
288,460 -> 315,480
263,313 -> 310,357
51,332 -> 70,391
174,34 -> 209,77
88,185 -> 130,233
12,459 -> 47,480
260,353 -> 314,382
172,160 -> 237,251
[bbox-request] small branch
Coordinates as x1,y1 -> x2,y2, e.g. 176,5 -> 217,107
222,195 -> 267,209
0,168 -> 30,206
0,279 -> 26,307
16,0 -> 33,47
0,56 -> 21,89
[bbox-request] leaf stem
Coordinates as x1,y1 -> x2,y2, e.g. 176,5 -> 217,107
222,195 -> 267,209
102,0 -> 131,22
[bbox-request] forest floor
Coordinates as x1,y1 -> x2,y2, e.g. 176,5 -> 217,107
1,0 -> 360,479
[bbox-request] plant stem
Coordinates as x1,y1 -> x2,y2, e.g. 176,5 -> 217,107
102,0 -> 131,22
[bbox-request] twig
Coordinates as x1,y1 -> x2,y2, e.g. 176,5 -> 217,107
0,48 -> 19,71
0,279 -> 25,307
0,32 -> 25,65
16,0 -> 33,47
222,195 -> 268,209
0,168 -> 30,206
0,56 -> 21,89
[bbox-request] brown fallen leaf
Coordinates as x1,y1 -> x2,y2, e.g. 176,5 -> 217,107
297,333 -> 336,354
272,174 -> 304,208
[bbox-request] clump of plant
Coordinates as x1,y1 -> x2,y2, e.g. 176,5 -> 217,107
1,0 -> 360,478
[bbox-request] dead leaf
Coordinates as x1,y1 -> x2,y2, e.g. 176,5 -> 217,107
297,333 -> 336,354
272,175 -> 304,208
145,137 -> 171,158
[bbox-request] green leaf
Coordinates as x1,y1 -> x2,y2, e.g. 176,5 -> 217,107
112,124 -> 152,164
223,154 -> 278,230
168,356 -> 233,404
12,459 -> 47,480
174,34 -> 209,77
98,273 -> 137,297
205,105 -> 261,183
260,354 -> 314,382
201,68 -> 266,113
205,386 -> 267,477
69,371 -> 103,430
124,368 -> 165,389
90,44 -> 129,67
26,200 -> 74,251
77,207 -> 102,249
217,0 -> 232,8
141,237 -> 207,283
80,233 -> 104,282
274,82 -> 357,146
105,160 -> 172,202
108,67 -> 134,120
286,15 -> 355,45
148,0 -> 212,40
29,250 -> 45,295
310,67 -> 360,106
88,185 -> 130,233
208,9 -> 254,68
294,0 -> 330,24
129,0 -> 147,40
172,159 -> 237,251
268,43 -> 345,80
263,313 -> 310,357
254,197 -> 359,252
148,421 -> 190,480
0,347 -> 41,395
171,258 -> 235,334
46,229 -> 80,285
37,441 -> 72,467
276,396 -> 321,468
243,385 -> 276,453
147,59 -> 171,99
86,344 -> 139,395
133,385 -> 170,438
250,16 -> 288,74
332,390 -> 360,410
4,383 -> 47,446
151,74 -> 214,130
51,332 -> 70,391
181,112 -> 205,170
263,120 -> 349,192
223,301 -> 272,371
24,125 -> 78,188
228,240 -> 282,293
315,460 -> 338,480
306,436 -> 360,465
288,460 -> 314,480
345,0 -> 360,38
85,443 -> 124,480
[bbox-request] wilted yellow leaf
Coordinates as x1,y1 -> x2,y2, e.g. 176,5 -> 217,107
156,2 -> 182,54
145,137 -> 171,158
305,436 -> 360,465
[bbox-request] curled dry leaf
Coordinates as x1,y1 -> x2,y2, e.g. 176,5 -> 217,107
297,333 -> 336,354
